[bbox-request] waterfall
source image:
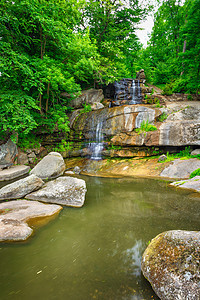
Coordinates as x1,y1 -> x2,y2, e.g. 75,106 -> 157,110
90,120 -> 104,160
138,80 -> 141,98
130,80 -> 136,104
113,78 -> 142,106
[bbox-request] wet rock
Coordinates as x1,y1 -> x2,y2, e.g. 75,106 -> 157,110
141,230 -> 200,300
26,176 -> 87,207
73,166 -> 81,174
170,176 -> 200,192
0,200 -> 62,241
0,139 -> 18,168
30,152 -> 65,180
158,154 -> 167,162
0,174 -> 44,200
160,158 -> 200,179
191,149 -> 200,156
0,165 -> 30,181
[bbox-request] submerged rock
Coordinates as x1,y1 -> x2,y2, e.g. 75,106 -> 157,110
0,200 -> 62,241
160,158 -> 200,179
30,152 -> 65,179
170,176 -> 200,192
141,230 -> 200,300
0,174 -> 44,200
26,176 -> 87,207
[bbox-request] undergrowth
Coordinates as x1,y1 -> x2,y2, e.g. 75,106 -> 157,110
135,120 -> 157,135
159,147 -> 200,163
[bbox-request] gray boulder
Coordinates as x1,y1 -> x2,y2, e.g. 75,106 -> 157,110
26,176 -> 87,207
191,149 -> 200,156
0,174 -> 44,200
30,152 -> 65,179
141,230 -> 200,300
0,139 -> 18,168
0,200 -> 62,241
170,176 -> 200,192
0,165 -> 30,181
158,154 -> 167,162
91,102 -> 104,110
160,158 -> 200,179
73,166 -> 81,174
69,88 -> 104,109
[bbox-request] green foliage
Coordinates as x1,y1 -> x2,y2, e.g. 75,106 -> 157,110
53,140 -> 73,152
159,147 -> 200,163
0,91 -> 39,140
108,144 -> 122,150
158,112 -> 168,122
81,103 -> 92,113
135,120 -> 157,135
162,84 -> 173,96
139,0 -> 200,94
17,135 -> 41,150
190,169 -> 200,179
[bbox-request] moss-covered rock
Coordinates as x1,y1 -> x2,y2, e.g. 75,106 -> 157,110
141,230 -> 200,300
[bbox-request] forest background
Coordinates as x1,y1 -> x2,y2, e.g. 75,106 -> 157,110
0,0 -> 199,145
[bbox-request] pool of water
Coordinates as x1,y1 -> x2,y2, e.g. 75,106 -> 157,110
0,176 -> 200,300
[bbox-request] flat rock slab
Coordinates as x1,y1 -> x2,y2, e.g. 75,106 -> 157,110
0,165 -> 30,181
0,200 -> 62,241
26,176 -> 87,207
0,174 -> 44,200
160,158 -> 200,179
30,152 -> 65,180
170,176 -> 200,192
141,230 -> 200,300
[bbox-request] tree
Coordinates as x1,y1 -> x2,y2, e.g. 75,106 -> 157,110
0,0 -> 99,140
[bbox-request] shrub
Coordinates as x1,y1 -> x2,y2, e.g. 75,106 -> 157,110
135,120 -> 157,135
189,168 -> 200,179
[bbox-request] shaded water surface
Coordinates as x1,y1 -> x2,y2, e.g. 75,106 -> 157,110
0,176 -> 200,300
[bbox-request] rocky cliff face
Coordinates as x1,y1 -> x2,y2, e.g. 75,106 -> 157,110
66,102 -> 200,158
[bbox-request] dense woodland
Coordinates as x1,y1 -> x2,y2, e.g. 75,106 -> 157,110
0,0 -> 199,145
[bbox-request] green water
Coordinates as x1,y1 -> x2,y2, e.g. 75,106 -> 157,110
0,176 -> 200,300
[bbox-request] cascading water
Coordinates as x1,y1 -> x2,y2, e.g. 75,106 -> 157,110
130,80 -> 136,104
113,78 -> 142,106
90,120 -> 104,160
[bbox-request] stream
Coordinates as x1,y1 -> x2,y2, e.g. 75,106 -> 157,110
0,176 -> 200,299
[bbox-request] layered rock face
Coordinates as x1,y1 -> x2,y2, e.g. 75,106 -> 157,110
66,104 -> 200,158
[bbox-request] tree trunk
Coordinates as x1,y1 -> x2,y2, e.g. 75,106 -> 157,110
180,40 -> 187,76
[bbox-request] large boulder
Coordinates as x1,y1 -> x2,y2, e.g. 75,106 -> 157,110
30,152 -> 65,179
0,139 -> 18,168
69,89 -> 104,109
160,158 -> 200,179
170,176 -> 200,192
141,230 -> 200,300
0,165 -> 30,181
0,200 -> 62,241
0,174 -> 44,200
26,176 -> 87,207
